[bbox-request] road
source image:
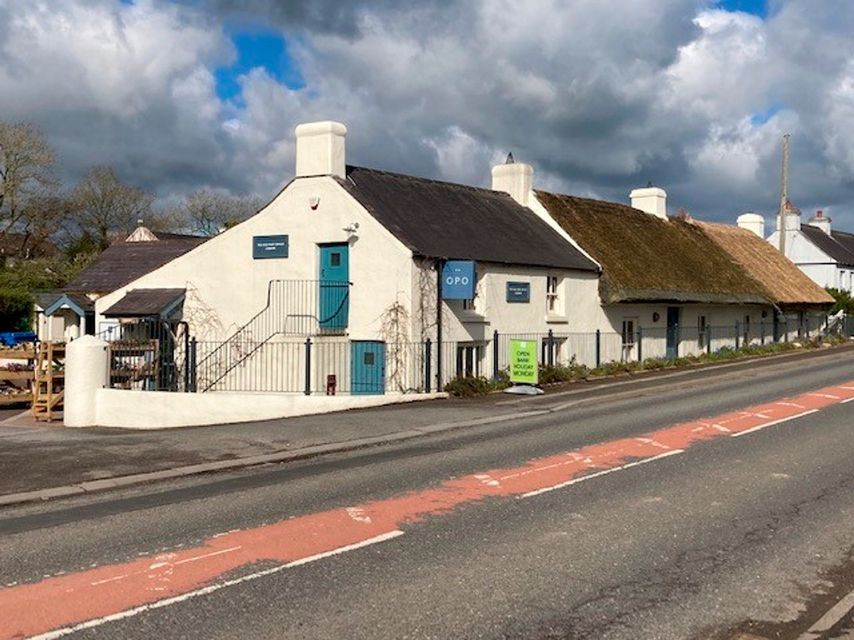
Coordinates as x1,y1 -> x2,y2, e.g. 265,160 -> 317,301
2,350 -> 854,639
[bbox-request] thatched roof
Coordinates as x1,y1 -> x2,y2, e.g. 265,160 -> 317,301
535,191 -> 768,305
696,221 -> 834,308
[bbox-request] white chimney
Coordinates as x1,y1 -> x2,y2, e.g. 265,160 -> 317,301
736,212 -> 765,238
779,200 -> 802,232
629,186 -> 667,219
807,209 -> 831,235
294,121 -> 347,179
491,154 -> 533,207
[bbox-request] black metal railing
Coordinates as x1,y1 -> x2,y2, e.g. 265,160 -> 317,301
196,279 -> 351,391
105,319 -> 191,391
119,311 -> 843,395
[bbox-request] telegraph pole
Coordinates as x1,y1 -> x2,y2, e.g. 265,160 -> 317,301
778,134 -> 790,255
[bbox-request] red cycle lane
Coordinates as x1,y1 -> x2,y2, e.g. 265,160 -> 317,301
3,382 -> 853,639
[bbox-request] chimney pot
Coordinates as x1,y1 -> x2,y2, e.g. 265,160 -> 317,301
807,208 -> 832,235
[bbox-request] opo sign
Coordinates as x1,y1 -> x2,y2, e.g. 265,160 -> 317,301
441,260 -> 476,300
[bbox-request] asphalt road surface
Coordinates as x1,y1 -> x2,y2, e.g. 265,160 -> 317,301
2,350 -> 854,639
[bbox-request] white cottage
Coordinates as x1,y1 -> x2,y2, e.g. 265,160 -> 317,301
93,121 -> 600,394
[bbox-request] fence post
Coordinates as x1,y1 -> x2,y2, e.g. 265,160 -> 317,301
492,330 -> 499,380
547,329 -> 554,366
735,321 -> 740,350
424,339 -> 432,393
637,326 -> 643,363
595,329 -> 601,368
188,338 -> 197,392
304,337 -> 311,396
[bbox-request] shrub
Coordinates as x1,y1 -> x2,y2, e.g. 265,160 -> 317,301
444,374 -> 510,397
539,356 -> 589,383
0,288 -> 33,331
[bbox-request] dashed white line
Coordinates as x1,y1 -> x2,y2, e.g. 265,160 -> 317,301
174,546 -> 242,566
28,530 -> 405,640
518,449 -> 684,499
730,409 -> 819,438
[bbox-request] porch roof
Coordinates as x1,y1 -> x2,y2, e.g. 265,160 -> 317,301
103,288 -> 186,318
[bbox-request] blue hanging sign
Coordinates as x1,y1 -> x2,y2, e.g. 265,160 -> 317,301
506,281 -> 530,303
442,260 -> 476,300
253,235 -> 289,259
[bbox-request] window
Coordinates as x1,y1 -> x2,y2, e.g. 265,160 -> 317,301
546,276 -> 560,314
621,319 -> 637,362
456,344 -> 483,377
330,252 -> 341,266
743,315 -> 751,344
621,319 -> 635,347
462,298 -> 476,312
698,315 -> 707,349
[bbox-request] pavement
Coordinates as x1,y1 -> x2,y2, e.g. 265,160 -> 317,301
2,341 -> 854,639
0,343 -> 852,507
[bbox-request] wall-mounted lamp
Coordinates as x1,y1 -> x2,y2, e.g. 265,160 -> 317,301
343,222 -> 359,235
309,196 -> 320,210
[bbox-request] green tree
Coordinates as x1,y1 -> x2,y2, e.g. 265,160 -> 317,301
72,166 -> 154,250
826,288 -> 854,314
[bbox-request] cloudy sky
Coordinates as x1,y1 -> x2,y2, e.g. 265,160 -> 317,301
1,0 -> 852,229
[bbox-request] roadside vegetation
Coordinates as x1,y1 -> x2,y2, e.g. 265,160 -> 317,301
444,335 -> 849,397
0,119 -> 263,331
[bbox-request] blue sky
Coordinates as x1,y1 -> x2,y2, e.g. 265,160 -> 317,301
214,29 -> 302,103
718,0 -> 768,17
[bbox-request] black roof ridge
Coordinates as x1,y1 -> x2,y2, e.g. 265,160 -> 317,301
346,165 -> 514,198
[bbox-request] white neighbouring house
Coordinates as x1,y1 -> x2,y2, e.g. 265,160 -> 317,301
763,206 -> 854,294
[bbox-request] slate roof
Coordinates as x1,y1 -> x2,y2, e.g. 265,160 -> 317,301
43,292 -> 94,317
696,222 -> 834,308
64,237 -> 206,294
535,191 -> 769,305
338,166 -> 598,272
800,225 -> 854,266
103,288 -> 186,318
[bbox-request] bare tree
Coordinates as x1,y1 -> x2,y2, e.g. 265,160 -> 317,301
72,166 -> 154,250
0,121 -> 57,238
182,189 -> 263,236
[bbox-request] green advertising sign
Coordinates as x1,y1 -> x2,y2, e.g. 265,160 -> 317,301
509,339 -> 538,384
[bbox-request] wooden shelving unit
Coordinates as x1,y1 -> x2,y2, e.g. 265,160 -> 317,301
32,342 -> 65,422
0,346 -> 36,407
109,340 -> 159,390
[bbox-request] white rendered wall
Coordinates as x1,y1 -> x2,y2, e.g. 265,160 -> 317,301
93,388 -> 446,429
94,177 -> 415,343
64,336 -> 109,428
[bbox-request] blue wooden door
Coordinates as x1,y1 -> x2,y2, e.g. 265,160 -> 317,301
351,341 -> 385,395
666,306 -> 680,359
319,244 -> 349,331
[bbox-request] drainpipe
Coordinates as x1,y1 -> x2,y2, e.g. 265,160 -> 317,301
436,259 -> 444,390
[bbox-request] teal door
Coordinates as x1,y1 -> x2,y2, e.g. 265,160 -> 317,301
319,244 -> 349,331
351,341 -> 385,395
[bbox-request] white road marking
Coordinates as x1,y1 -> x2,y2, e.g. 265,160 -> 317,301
174,546 -> 242,566
797,586 -> 854,639
518,449 -> 684,499
806,392 -> 840,400
842,397 -> 854,404
28,530 -> 405,640
90,574 -> 128,587
730,409 -> 819,438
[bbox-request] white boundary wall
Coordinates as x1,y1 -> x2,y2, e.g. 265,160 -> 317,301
91,389 -> 447,429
